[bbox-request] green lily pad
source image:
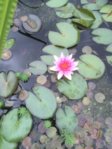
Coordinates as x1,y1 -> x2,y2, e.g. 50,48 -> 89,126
106,55 -> 112,65
72,8 -> 95,28
0,135 -> 17,149
92,28 -> 112,45
0,71 -> 18,98
56,3 -> 75,18
28,60 -> 47,75
96,0 -> 108,9
57,73 -> 88,100
100,4 -> 112,22
106,44 -> 112,53
4,39 -> 15,50
81,0 -> 88,4
83,3 -> 99,11
78,54 -> 105,79
48,22 -> 80,48
42,45 -> 69,55
91,11 -> 103,29
46,0 -> 68,8
56,106 -> 78,132
1,107 -> 32,142
41,55 -> 54,65
25,86 -> 57,119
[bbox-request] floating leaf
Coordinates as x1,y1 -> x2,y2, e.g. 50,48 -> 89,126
91,11 -> 103,29
100,4 -> 112,22
57,73 -> 88,100
96,0 -> 108,9
25,86 -> 57,119
56,3 -> 75,18
0,135 -> 17,149
92,28 -> 112,45
41,55 -> 54,65
56,106 -> 78,132
42,45 -> 69,55
106,55 -> 112,65
48,22 -> 80,48
106,44 -> 112,53
72,8 -> 95,28
1,107 -> 32,142
4,39 -> 15,50
46,0 -> 68,8
0,71 -> 18,98
28,60 -> 47,75
81,0 -> 88,4
78,54 -> 105,79
83,3 -> 99,11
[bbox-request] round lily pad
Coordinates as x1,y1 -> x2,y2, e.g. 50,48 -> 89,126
106,44 -> 112,53
46,0 -> 68,8
25,86 -> 57,119
57,73 -> 88,100
1,107 -> 32,142
78,54 -> 105,79
28,60 -> 47,75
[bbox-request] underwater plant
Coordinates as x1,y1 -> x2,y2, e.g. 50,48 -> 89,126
0,0 -> 18,57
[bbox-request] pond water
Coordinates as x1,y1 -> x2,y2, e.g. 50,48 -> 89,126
0,0 -> 112,149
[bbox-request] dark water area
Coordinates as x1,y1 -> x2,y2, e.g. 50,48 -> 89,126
0,0 -> 112,149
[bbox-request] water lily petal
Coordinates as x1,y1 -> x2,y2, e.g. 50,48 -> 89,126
57,72 -> 63,79
64,73 -> 72,80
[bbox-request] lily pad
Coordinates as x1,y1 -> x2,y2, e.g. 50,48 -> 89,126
0,71 -> 18,98
96,0 -> 108,9
28,60 -> 47,75
57,73 -> 88,100
56,3 -> 75,18
25,86 -> 57,119
73,8 -> 95,28
4,39 -> 15,50
92,28 -> 112,45
81,0 -> 88,4
0,135 -> 17,149
42,45 -> 69,55
106,55 -> 112,65
78,54 -> 105,79
56,106 -> 78,132
100,4 -> 112,22
1,107 -> 32,142
106,44 -> 112,53
46,0 -> 68,8
48,22 -> 80,48
41,55 -> 54,65
83,3 -> 99,11
91,11 -> 103,29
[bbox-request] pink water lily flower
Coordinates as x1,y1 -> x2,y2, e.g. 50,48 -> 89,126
50,53 -> 79,80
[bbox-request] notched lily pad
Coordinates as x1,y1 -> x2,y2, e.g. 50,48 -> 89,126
92,28 -> 112,45
46,0 -> 68,8
78,54 -> 105,79
106,44 -> 112,53
25,86 -> 57,119
1,107 -> 32,142
57,73 -> 88,100
106,55 -> 112,65
28,60 -> 47,75
0,71 -> 18,98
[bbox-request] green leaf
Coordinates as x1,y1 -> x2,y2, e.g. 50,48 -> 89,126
46,0 -> 68,8
0,135 -> 17,149
72,8 -> 95,28
83,3 -> 99,11
56,3 -> 75,18
100,4 -> 112,22
0,71 -> 18,98
42,45 -> 69,55
106,44 -> 112,53
25,86 -> 57,119
96,0 -> 108,9
4,39 -> 15,50
48,22 -> 80,48
1,107 -> 32,142
57,73 -> 88,100
92,28 -> 112,45
91,11 -> 103,29
41,55 -> 54,65
28,60 -> 47,75
81,0 -> 88,4
0,0 -> 18,56
78,54 -> 105,79
56,106 -> 78,132
106,55 -> 112,65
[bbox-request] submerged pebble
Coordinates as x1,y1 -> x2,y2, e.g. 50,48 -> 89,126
95,92 -> 105,103
2,50 -> 12,60
82,97 -> 91,106
39,135 -> 49,144
82,46 -> 93,54
36,75 -> 47,85
19,90 -> 29,101
46,127 -> 57,138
